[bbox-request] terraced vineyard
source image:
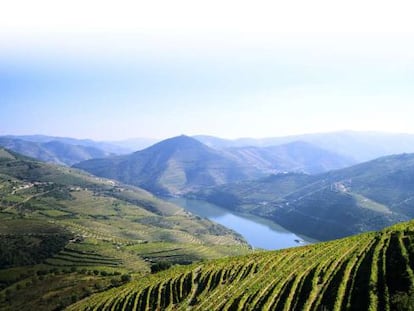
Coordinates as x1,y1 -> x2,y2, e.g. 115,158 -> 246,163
44,247 -> 122,267
0,148 -> 251,310
69,220 -> 414,310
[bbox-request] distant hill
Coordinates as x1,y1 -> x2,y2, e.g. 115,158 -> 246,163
2,134 -> 132,154
0,137 -> 116,166
74,135 -> 263,195
224,141 -> 355,174
195,131 -> 414,162
195,153 -> 414,241
69,220 -> 414,311
74,136 -> 356,195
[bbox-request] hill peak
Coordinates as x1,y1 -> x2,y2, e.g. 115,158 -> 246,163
143,135 -> 208,153
161,134 -> 202,144
74,134 -> 261,195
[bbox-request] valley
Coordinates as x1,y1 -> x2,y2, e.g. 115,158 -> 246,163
2,133 -> 414,310
73,134 -> 414,243
3,3 -> 413,308
167,197 -> 313,250
0,148 -> 251,310
195,153 -> 414,241
73,135 -> 355,195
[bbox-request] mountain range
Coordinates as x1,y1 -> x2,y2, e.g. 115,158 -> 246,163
1,134 -> 131,154
223,140 -> 354,174
6,131 -> 414,168
195,131 -> 414,162
0,135 -> 132,166
73,135 -> 263,195
74,135 -> 352,195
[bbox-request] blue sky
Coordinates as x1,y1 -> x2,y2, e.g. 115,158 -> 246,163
1,1 -> 414,140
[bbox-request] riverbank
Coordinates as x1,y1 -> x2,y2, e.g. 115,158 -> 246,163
166,197 -> 316,250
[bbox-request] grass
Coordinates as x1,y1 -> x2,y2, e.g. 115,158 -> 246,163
353,193 -> 392,214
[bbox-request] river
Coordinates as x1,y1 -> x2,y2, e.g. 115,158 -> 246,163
167,197 -> 313,250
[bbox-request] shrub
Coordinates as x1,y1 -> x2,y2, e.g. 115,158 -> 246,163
121,274 -> 131,282
151,261 -> 172,273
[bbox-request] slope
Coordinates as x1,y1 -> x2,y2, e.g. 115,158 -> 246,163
74,135 -> 262,195
195,131 -> 414,162
224,141 -> 355,174
0,137 -> 115,166
0,148 -> 250,311
68,219 -> 414,311
196,153 -> 414,241
1,135 -> 131,154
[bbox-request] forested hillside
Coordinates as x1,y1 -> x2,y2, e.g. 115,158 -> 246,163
196,153 -> 414,240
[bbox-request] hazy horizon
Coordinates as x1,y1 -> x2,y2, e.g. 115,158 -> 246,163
2,1 -> 414,140
4,129 -> 414,144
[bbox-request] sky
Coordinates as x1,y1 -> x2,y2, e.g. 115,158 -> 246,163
1,0 -> 414,141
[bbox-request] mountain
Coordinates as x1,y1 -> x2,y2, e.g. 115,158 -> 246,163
74,135 -> 263,195
195,153 -> 414,241
195,131 -> 414,162
69,220 -> 414,311
0,148 -> 250,310
283,131 -> 414,162
2,135 -> 132,154
224,141 -> 355,174
0,137 -> 116,166
74,136 -> 355,195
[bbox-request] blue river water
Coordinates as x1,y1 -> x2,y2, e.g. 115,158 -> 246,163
167,197 -> 313,250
